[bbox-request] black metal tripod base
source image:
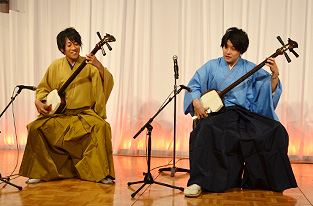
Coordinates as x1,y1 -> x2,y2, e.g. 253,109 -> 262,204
0,174 -> 22,190
158,166 -> 190,177
127,172 -> 184,198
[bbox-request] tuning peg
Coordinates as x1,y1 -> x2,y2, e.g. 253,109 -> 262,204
277,36 -> 285,46
290,48 -> 299,58
277,36 -> 292,63
97,31 -> 106,56
283,53 -> 291,63
105,42 -> 112,51
104,33 -> 113,50
97,32 -> 102,39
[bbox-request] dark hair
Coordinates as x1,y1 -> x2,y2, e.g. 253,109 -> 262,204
56,27 -> 82,54
220,27 -> 249,54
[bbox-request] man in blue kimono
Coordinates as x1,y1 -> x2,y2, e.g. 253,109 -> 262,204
183,27 -> 297,197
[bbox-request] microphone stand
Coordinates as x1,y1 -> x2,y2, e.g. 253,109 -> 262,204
158,61 -> 190,176
0,88 -> 23,120
0,87 -> 23,190
127,87 -> 185,198
0,174 -> 22,190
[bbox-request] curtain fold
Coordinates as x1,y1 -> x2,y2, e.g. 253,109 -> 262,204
0,0 -> 312,160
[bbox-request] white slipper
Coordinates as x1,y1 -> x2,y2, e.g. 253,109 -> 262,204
184,184 -> 202,197
26,178 -> 43,184
100,177 -> 114,184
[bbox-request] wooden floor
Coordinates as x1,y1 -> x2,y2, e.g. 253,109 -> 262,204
0,150 -> 313,206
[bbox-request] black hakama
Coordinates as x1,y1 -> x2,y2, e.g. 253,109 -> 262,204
188,106 -> 297,192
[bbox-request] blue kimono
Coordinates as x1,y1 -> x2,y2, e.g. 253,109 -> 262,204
184,57 -> 281,120
184,57 -> 297,192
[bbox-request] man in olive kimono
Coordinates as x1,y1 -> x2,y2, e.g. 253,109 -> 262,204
19,27 -> 115,184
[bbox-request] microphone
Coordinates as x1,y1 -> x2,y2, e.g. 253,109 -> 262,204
17,85 -> 37,91
180,85 -> 193,92
173,55 -> 179,79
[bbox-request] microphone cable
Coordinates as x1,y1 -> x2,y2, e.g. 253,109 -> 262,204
3,87 -> 21,181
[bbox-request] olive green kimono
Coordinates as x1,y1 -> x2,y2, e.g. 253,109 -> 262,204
19,56 -> 115,182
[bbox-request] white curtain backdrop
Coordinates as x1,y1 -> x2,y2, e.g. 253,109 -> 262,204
0,0 -> 312,160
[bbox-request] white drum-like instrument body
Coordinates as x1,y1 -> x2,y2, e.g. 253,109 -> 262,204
192,90 -> 224,120
200,90 -> 224,113
46,89 -> 62,115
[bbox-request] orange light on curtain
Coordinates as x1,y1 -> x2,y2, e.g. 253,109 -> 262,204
4,135 -> 15,146
2,116 -> 309,161
4,134 -> 27,147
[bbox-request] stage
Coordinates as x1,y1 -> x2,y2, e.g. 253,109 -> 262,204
0,149 -> 312,205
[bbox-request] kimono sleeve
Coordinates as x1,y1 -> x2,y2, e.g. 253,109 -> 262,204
250,69 -> 282,121
184,61 -> 216,116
